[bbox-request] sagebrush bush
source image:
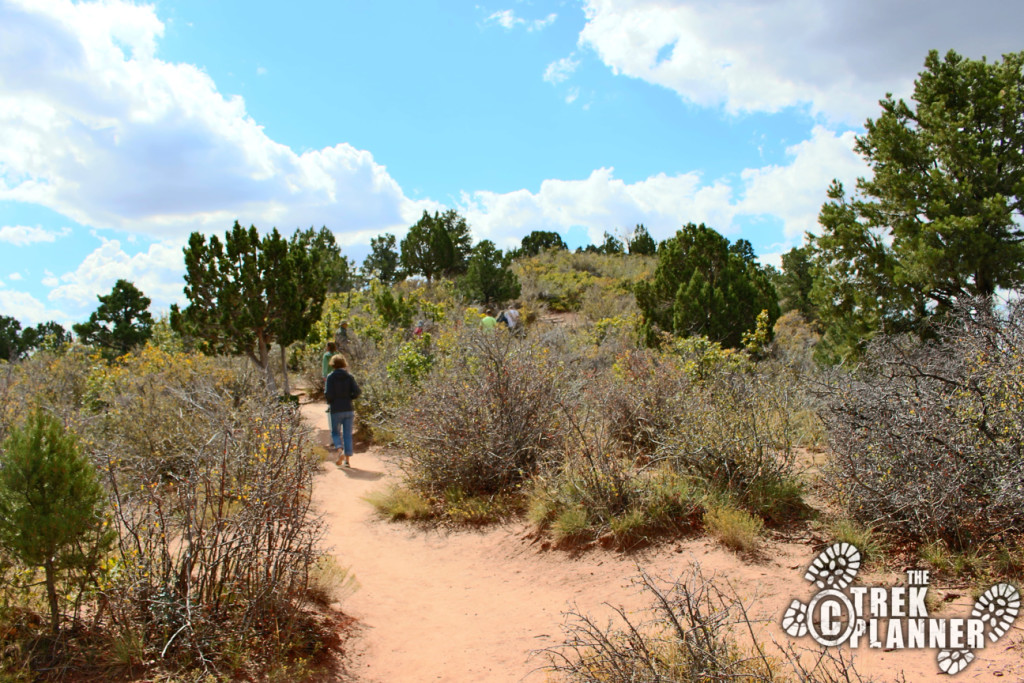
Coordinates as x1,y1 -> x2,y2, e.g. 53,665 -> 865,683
393,330 -> 568,497
650,347 -> 808,524
1,346 -> 328,679
819,299 -> 1024,549
602,349 -> 688,458
529,413 -> 704,546
86,348 -> 325,672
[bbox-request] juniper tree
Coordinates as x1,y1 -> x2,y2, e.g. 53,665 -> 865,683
635,223 -> 778,348
72,280 -> 153,359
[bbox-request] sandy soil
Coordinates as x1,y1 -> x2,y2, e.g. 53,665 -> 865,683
300,402 -> 1023,683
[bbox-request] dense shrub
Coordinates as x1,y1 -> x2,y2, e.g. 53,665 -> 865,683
602,349 -> 688,458
393,330 -> 569,497
818,299 -> 1024,549
612,341 -> 811,525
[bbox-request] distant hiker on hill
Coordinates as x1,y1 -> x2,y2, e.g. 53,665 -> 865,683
336,320 -> 350,352
325,354 -> 361,468
503,305 -> 521,330
480,309 -> 497,331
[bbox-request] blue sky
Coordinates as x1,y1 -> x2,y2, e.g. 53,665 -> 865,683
1,0 -> 1022,325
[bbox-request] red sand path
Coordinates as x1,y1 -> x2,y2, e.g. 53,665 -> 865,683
301,402 -> 1023,682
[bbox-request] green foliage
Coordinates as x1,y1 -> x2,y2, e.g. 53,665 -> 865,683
582,231 -> 624,255
810,50 -> 1024,361
73,279 -> 154,359
776,246 -> 816,320
362,232 -> 401,285
703,504 -> 763,553
458,239 -> 521,304
626,224 -> 656,255
515,229 -> 567,258
387,334 -> 434,385
0,408 -> 114,634
400,209 -> 473,282
635,223 -> 779,349
0,316 -> 18,361
172,221 -> 335,393
513,249 -> 655,312
0,317 -> 70,362
371,282 -> 416,328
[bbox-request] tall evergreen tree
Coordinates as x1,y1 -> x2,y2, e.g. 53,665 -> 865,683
362,233 -> 401,284
0,316 -> 22,361
776,246 -> 817,321
458,240 -> 521,305
73,280 -> 153,359
400,209 -> 473,282
627,224 -> 657,255
809,49 -> 1024,360
635,223 -> 779,348
172,221 -> 331,394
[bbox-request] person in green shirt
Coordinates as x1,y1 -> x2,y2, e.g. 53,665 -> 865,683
321,342 -> 337,391
480,309 -> 497,330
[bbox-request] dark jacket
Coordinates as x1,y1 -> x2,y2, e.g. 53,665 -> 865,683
325,368 -> 361,413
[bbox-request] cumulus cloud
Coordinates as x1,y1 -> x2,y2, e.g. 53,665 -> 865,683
8,272 -> 22,281
739,126 -> 866,240
544,55 -> 580,85
46,237 -> 186,313
0,0 -> 425,242
460,126 -> 865,252
0,224 -> 71,246
0,289 -> 72,326
578,0 -> 1024,122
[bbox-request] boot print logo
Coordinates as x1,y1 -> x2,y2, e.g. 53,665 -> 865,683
782,543 -> 1020,675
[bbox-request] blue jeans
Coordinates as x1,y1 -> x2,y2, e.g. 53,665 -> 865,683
330,411 -> 355,455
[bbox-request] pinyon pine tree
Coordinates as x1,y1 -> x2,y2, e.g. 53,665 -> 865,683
0,409 -> 114,634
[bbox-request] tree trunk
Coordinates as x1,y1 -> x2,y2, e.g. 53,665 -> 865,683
280,343 -> 291,396
256,334 -> 278,395
44,560 -> 60,635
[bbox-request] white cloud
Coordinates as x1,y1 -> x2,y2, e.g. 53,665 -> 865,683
459,127 -> 866,252
486,9 -> 557,31
487,9 -> 524,29
739,126 -> 866,240
565,87 -> 580,104
0,289 -> 72,326
460,167 -> 736,250
8,272 -> 22,281
0,224 -> 71,246
578,0 -> 1024,123
531,13 -> 557,31
46,237 -> 186,313
41,270 -> 59,287
0,0 -> 427,243
544,55 -> 580,85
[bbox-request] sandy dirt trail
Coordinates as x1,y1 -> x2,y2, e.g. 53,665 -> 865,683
301,402 -> 1023,683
